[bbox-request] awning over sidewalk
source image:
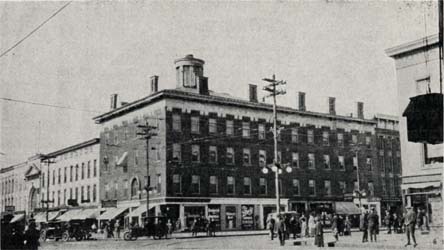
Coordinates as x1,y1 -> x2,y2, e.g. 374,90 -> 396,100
98,207 -> 129,221
33,211 -> 60,223
57,208 -> 101,221
10,214 -> 25,223
401,181 -> 441,190
126,205 -> 155,218
335,202 -> 361,215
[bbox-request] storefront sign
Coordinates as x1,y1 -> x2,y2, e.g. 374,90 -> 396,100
5,206 -> 15,213
208,205 -> 221,230
225,206 -> 237,229
241,205 -> 254,230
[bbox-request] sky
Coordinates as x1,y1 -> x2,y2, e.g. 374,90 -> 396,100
0,0 -> 440,167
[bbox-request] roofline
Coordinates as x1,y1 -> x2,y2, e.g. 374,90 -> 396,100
45,138 -> 100,158
385,34 -> 439,58
374,113 -> 399,121
93,89 -> 377,125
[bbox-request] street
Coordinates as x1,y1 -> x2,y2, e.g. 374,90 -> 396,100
41,229 -> 443,250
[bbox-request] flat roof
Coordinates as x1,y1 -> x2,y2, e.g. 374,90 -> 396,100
45,138 -> 100,158
385,34 -> 439,58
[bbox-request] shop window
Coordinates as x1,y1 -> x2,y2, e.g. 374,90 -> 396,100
209,146 -> 218,163
226,120 -> 234,136
191,175 -> 200,194
242,122 -> 250,138
258,124 -> 265,140
292,179 -> 300,196
225,206 -> 237,229
173,144 -> 181,162
308,153 -> 315,169
307,129 -> 314,144
209,118 -> 217,134
191,116 -> 200,134
172,114 -> 181,132
227,176 -> 235,195
210,176 -> 218,194
309,180 -> 316,196
191,145 -> 200,162
324,180 -> 331,196
243,177 -> 251,195
259,178 -> 267,195
226,147 -> 234,165
259,150 -> 266,167
243,148 -> 251,166
173,174 -> 181,194
291,128 -> 299,143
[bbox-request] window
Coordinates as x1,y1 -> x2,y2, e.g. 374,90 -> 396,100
416,77 -> 430,94
130,179 -> 140,199
308,153 -> 315,169
226,120 -> 234,136
81,163 -> 85,180
210,176 -> 218,194
69,188 -> 72,199
243,177 -> 251,195
81,186 -> 84,202
337,133 -> 344,146
191,145 -> 200,162
258,124 -> 265,140
93,160 -> 97,177
324,180 -> 331,196
57,190 -> 61,206
87,161 -> 91,178
323,155 -> 330,169
157,174 -> 162,193
172,114 -> 181,131
209,146 -> 218,163
93,184 -> 97,202
338,156 -> 345,170
173,144 -> 181,161
209,118 -> 217,134
243,148 -> 251,166
227,176 -> 235,195
259,178 -> 267,195
322,131 -> 329,145
292,153 -> 299,168
173,174 -> 181,194
365,136 -> 371,145
42,173 -> 45,188
191,175 -> 200,194
291,128 -> 299,143
87,185 -> 90,201
242,122 -> 250,138
366,157 -> 372,170
75,187 -> 79,201
53,170 -> 55,185
226,147 -> 234,165
307,129 -> 314,144
353,181 -> 359,191
259,150 -> 266,167
368,182 -> 374,196
123,180 -> 128,197
353,156 -> 358,169
309,180 -> 316,196
292,179 -> 300,196
381,181 -> 386,194
191,116 -> 200,134
64,167 -> 67,183
114,131 -> 119,145
339,181 -> 346,194
352,134 -> 358,144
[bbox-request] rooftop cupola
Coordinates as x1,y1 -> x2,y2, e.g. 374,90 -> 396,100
174,54 -> 207,94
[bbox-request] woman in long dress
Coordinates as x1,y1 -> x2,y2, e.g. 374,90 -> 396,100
314,215 -> 324,247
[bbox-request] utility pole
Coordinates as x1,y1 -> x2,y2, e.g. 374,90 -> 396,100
262,74 -> 286,215
40,155 -> 55,222
137,121 -> 157,223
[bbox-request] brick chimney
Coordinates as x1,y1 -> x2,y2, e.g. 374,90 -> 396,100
298,92 -> 306,111
150,75 -> 159,94
329,97 -> 336,115
249,84 -> 258,103
110,94 -> 118,110
357,102 -> 364,119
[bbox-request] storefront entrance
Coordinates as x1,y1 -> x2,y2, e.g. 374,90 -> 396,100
184,206 -> 205,229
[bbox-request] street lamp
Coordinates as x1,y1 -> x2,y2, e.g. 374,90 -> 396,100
354,190 -> 367,208
261,163 -> 292,214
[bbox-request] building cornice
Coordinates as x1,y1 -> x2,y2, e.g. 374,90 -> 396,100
385,34 -> 439,58
46,138 -> 100,158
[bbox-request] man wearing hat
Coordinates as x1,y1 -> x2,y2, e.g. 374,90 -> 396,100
403,206 -> 417,247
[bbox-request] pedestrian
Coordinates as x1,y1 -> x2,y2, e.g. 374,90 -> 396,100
393,213 -> 400,233
338,215 -> 344,236
11,224 -> 25,250
91,222 -> 97,233
384,210 -> 392,234
344,216 -> 352,236
331,214 -> 339,241
403,206 -> 417,247
266,216 -> 275,240
300,217 -> 307,238
308,212 -> 316,237
276,215 -> 287,246
314,215 -> 324,247
359,209 -> 368,243
167,219 -> 173,236
368,208 -> 379,242
191,219 -> 198,237
24,220 -> 40,250
114,219 -> 120,240
175,219 -> 181,232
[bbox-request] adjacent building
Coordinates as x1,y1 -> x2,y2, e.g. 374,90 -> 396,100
386,34 -> 443,226
93,54 -> 392,230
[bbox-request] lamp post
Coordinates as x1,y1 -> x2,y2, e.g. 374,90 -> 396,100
262,163 -> 293,214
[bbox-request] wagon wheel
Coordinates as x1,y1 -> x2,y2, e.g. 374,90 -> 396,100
61,232 -> 69,241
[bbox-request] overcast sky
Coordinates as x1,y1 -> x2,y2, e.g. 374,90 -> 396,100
0,0 -> 440,167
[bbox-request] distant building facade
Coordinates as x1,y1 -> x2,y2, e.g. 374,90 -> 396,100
386,34 -> 443,226
93,54 -> 395,230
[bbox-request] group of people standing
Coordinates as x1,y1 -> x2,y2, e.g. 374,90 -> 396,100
359,208 -> 380,243
1,216 -> 40,250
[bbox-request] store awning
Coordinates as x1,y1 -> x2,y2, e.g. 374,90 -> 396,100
57,208 -> 100,221
33,211 -> 60,223
10,214 -> 25,223
98,207 -> 129,221
335,202 -> 361,215
126,205 -> 155,218
117,152 -> 128,166
401,181 -> 441,190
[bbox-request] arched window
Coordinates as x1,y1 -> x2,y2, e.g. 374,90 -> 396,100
131,178 -> 139,199
29,188 -> 38,211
